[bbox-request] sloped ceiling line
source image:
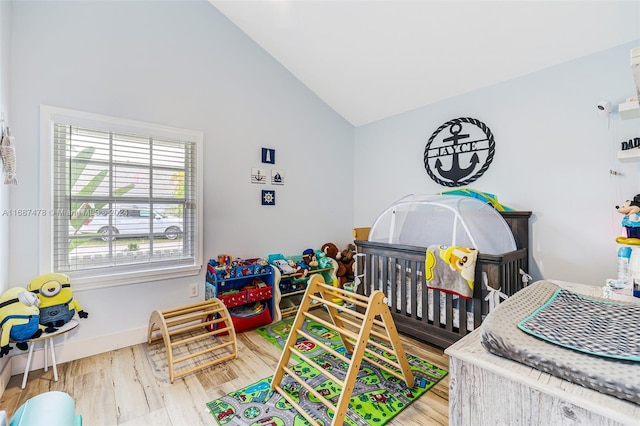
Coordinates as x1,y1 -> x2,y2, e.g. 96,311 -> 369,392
211,1 -> 640,126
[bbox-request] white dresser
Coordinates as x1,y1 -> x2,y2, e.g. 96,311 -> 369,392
445,280 -> 640,426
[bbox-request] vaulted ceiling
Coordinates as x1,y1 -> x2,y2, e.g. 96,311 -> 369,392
211,1 -> 640,126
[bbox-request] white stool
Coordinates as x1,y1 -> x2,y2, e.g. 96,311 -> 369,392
18,319 -> 79,389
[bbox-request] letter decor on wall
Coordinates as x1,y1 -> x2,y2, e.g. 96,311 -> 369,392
423,117 -> 495,187
621,137 -> 640,151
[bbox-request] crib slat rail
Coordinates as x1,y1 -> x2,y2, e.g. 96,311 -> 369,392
354,240 -> 528,348
271,274 -> 414,426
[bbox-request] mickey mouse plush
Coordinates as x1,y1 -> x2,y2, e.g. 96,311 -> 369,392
615,195 -> 640,242
616,194 -> 640,219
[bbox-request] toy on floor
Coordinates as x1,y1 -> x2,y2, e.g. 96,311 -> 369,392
337,244 -> 356,287
0,287 -> 43,357
1,391 -> 82,426
27,273 -> 88,333
322,242 -> 356,288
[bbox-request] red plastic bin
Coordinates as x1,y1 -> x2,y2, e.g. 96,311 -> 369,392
230,307 -> 272,333
219,291 -> 247,308
246,286 -> 272,303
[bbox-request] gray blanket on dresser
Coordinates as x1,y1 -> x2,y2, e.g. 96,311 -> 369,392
480,280 -> 640,405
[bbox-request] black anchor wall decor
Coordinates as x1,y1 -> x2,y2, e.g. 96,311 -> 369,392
423,117 -> 495,187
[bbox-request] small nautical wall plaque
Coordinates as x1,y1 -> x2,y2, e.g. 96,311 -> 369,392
262,190 -> 276,206
423,117 -> 495,187
262,148 -> 275,164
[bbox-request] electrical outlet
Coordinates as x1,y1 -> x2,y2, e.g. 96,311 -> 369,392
189,283 -> 198,298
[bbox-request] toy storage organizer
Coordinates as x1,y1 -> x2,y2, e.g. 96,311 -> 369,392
356,194 -> 531,348
205,258 -> 275,332
268,253 -> 338,321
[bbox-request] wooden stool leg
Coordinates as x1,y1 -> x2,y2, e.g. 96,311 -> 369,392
50,338 -> 58,382
43,338 -> 48,372
21,343 -> 36,389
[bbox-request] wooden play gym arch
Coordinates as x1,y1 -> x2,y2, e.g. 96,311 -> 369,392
271,274 -> 414,425
147,298 -> 237,383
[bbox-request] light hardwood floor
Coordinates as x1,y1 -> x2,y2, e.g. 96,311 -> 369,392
0,313 -> 449,425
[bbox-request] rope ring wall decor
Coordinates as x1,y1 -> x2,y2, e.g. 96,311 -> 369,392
423,117 -> 495,187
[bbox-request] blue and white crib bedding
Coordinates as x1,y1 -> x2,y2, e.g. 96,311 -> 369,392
481,280 -> 640,405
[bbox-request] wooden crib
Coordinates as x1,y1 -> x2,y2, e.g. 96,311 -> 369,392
355,211 -> 532,348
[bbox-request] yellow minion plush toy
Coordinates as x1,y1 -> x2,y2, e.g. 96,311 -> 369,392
27,273 -> 88,333
0,287 -> 43,357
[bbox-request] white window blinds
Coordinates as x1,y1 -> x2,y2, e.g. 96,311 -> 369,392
43,107 -> 202,285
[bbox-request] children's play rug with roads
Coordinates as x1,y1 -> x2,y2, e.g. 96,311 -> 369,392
207,318 -> 447,426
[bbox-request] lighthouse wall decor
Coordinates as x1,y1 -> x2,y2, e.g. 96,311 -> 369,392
423,117 -> 495,187
262,147 -> 275,164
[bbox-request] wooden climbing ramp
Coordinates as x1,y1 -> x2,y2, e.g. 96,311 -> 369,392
271,274 -> 414,425
147,298 -> 237,383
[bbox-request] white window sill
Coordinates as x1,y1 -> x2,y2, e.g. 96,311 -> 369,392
70,264 -> 202,292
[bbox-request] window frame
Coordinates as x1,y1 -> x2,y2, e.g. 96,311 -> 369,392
39,105 -> 204,290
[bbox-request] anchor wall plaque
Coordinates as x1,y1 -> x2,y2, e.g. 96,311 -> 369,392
423,117 -> 495,187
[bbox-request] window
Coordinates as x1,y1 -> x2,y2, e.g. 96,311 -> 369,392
40,106 -> 203,289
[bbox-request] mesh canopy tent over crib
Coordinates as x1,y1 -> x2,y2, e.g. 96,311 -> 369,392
355,194 -> 531,348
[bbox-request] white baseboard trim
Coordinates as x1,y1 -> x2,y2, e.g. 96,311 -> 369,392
0,357 -> 12,396
10,326 -> 147,377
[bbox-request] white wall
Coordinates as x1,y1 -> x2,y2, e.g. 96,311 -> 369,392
0,0 -> 11,295
0,0 -> 12,390
354,40 -> 640,286
7,0 -> 354,369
